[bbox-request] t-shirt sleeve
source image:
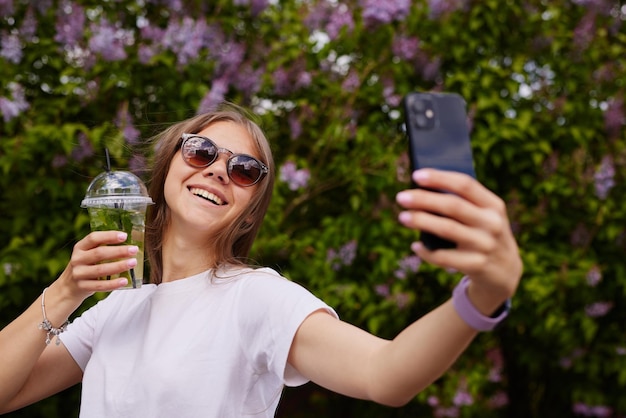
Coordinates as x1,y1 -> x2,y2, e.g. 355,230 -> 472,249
236,268 -> 338,387
60,294 -> 116,371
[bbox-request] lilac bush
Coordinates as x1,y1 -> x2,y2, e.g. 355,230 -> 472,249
1,0 -> 626,417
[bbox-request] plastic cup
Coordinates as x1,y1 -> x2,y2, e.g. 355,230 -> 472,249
81,170 -> 154,289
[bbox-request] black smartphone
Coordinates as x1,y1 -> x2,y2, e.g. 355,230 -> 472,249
402,91 -> 476,250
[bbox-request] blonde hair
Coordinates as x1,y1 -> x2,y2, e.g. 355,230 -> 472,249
145,103 -> 275,284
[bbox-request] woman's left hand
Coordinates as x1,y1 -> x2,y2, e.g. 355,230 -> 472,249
396,169 -> 523,305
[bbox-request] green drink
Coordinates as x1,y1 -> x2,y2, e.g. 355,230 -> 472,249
87,207 -> 146,287
82,170 -> 154,289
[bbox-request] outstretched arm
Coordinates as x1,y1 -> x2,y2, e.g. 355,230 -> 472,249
0,231 -> 135,413
288,168 -> 522,406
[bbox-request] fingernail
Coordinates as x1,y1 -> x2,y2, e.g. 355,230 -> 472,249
412,169 -> 430,183
128,246 -> 139,255
127,258 -> 138,268
411,241 -> 423,253
396,191 -> 411,204
118,278 -> 128,287
117,232 -> 128,241
398,211 -> 412,223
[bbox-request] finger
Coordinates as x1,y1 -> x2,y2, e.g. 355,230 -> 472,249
72,256 -> 138,284
71,242 -> 139,268
411,241 -> 491,276
77,276 -> 130,293
75,231 -> 129,251
399,210 -> 497,253
410,169 -> 505,212
398,189 -> 506,235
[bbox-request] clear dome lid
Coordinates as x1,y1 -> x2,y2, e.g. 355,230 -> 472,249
81,170 -> 154,207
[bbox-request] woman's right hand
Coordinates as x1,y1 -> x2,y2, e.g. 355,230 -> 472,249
58,231 -> 138,301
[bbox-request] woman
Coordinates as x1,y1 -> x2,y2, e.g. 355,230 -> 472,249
0,103 -> 522,416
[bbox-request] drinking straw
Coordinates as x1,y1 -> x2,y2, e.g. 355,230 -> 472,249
104,148 -> 137,287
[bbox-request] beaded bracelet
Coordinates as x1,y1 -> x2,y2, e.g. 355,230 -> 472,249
37,287 -> 69,346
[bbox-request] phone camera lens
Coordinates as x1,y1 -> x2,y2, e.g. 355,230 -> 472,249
411,100 -> 426,113
415,114 -> 429,128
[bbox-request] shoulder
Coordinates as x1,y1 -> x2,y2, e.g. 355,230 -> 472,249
221,266 -> 308,295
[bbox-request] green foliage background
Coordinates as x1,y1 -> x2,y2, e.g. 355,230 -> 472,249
1,0 -> 625,417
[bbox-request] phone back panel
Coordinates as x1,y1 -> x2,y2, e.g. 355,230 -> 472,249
404,92 -> 476,178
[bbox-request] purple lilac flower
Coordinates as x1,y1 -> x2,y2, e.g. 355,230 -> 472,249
574,403 -> 591,416
572,0 -> 612,14
295,71 -> 313,90
54,1 -> 85,46
234,0 -> 269,16
0,82 -> 29,122
427,0 -> 468,19
51,155 -> 68,168
488,367 -> 502,382
141,22 -> 165,43
279,161 -> 311,191
392,34 -> 420,60
452,390 -> 473,406
162,17 -> 208,65
573,11 -> 596,48
327,240 -> 358,271
198,77 -> 229,114
288,113 -> 302,140
573,402 -> 613,417
585,301 -> 613,318
70,133 -> 94,162
616,346 -> 626,355
304,1 -> 328,30
382,77 -> 402,107
394,255 -> 421,279
593,155 -> 615,200
560,348 -> 585,369
0,0 -> 13,16
603,96 -> 624,138
0,32 -> 22,64
115,108 -> 140,145
394,292 -> 410,309
419,54 -> 442,81
232,64 -> 264,98
488,391 -> 509,408
586,266 -> 602,287
129,154 -> 147,174
374,284 -> 390,297
89,19 -> 133,62
272,68 -> 291,96
138,44 -> 158,64
434,406 -> 460,418
360,0 -> 411,27
20,7 -> 37,41
570,223 -> 591,247
427,396 -> 439,407
326,4 -> 354,40
341,70 -> 360,92
214,40 -> 246,76
35,0 -> 52,14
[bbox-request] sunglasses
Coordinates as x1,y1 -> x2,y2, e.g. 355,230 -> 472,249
179,133 -> 269,187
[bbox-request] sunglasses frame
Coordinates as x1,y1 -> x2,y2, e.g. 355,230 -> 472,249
179,133 -> 269,187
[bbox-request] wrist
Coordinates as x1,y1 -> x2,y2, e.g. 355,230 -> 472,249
452,276 -> 510,332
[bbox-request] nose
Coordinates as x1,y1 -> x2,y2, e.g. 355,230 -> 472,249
201,153 -> 230,184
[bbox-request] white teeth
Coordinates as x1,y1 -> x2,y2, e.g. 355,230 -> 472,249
190,188 -> 224,205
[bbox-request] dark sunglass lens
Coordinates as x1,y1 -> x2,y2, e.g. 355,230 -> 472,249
229,155 -> 263,186
183,137 -> 217,167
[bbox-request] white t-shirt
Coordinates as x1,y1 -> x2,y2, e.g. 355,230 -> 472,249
61,267 -> 337,418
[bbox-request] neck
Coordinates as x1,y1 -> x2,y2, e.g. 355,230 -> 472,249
160,230 -> 217,282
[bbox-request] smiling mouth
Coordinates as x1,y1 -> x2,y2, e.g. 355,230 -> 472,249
189,187 -> 226,206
